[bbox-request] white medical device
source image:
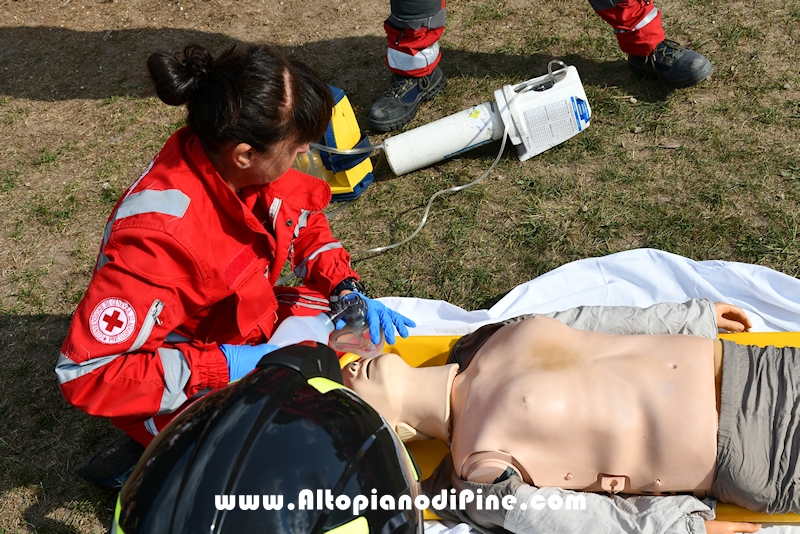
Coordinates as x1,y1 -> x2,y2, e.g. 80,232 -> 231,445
383,61 -> 591,176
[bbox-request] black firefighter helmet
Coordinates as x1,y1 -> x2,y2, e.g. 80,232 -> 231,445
112,342 -> 423,534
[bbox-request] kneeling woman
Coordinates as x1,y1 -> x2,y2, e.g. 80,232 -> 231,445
56,42 -> 413,486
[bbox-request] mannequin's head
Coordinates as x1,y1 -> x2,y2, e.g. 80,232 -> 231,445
342,353 -> 408,430
342,353 -> 458,442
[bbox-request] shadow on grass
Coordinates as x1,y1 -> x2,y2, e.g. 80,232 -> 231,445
0,26 -> 670,113
0,313 -> 118,533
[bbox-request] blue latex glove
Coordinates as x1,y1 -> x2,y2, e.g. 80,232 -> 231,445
335,292 -> 416,345
220,343 -> 279,382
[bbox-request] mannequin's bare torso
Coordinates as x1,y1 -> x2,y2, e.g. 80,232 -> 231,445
449,316 -> 719,495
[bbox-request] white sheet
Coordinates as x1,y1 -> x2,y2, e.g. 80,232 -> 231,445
380,248 -> 800,336
375,248 -> 800,533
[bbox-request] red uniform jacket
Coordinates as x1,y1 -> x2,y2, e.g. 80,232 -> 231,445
56,127 -> 358,443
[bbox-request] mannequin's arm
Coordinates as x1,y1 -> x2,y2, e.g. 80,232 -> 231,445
423,454 -> 716,534
461,451 -> 516,483
539,299 -> 720,338
449,300 -> 750,369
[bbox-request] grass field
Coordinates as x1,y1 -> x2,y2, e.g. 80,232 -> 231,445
0,0 -> 799,531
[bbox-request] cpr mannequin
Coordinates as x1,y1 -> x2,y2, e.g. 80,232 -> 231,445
342,300 -> 769,534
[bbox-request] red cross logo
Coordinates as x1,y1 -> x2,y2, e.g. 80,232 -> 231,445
90,298 -> 136,344
102,310 -> 125,333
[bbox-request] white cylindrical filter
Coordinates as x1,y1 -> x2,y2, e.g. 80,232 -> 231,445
268,314 -> 335,348
383,101 -> 504,176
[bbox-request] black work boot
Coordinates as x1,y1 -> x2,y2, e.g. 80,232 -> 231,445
76,435 -> 145,489
627,39 -> 713,88
367,66 -> 447,132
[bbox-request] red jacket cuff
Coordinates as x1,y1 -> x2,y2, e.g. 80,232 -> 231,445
189,346 -> 230,394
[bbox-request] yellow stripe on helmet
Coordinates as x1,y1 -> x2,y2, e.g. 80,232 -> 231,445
112,494 -> 126,534
327,515 -> 369,534
307,376 -> 346,394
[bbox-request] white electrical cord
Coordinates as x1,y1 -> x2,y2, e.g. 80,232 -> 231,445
350,118 -> 513,256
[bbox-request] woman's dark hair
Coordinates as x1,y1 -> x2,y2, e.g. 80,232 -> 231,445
146,43 -> 333,155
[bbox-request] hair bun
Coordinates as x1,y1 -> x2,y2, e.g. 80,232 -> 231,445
147,42 -> 332,156
181,45 -> 212,83
148,44 -> 214,107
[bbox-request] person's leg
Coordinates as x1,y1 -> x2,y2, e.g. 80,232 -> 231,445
712,340 -> 800,513
368,0 -> 448,132
589,0 -> 664,56
78,408 -> 192,488
588,0 -> 712,88
111,412 -> 187,446
385,0 -> 445,77
75,433 -> 145,488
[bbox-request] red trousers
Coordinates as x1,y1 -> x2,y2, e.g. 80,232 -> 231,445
386,0 -> 664,76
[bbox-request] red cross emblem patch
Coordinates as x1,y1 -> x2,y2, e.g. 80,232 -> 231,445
89,298 -> 137,345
